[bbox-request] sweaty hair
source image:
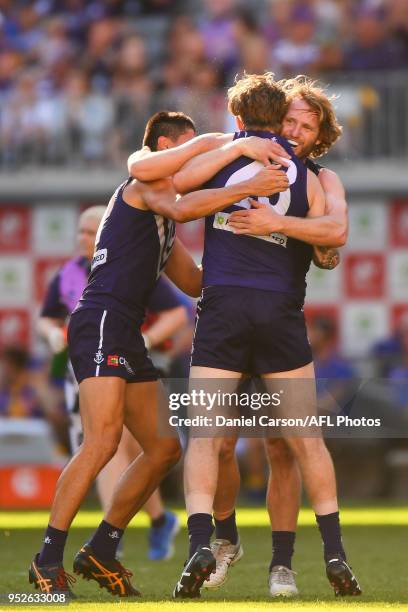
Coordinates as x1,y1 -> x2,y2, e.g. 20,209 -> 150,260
143,111 -> 196,151
227,72 -> 288,130
282,75 -> 343,158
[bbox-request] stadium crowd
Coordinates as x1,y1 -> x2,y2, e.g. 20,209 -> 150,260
0,0 -> 407,166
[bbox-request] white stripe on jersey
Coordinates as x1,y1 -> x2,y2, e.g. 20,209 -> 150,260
154,215 -> 176,278
95,309 -> 107,376
190,288 -> 204,365
155,215 -> 166,277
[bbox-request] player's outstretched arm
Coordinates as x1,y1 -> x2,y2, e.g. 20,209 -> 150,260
127,133 -> 229,181
173,137 -> 290,194
164,238 -> 202,298
228,170 -> 347,247
142,165 -> 289,223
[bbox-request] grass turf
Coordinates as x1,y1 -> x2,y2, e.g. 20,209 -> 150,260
0,507 -> 407,610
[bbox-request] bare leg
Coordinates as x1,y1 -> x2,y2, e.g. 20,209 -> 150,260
96,427 -> 133,511
105,381 -> 181,529
97,426 -> 165,519
143,489 -> 165,520
264,438 -> 301,531
49,377 -> 125,530
184,367 -> 241,517
263,363 -> 338,516
213,436 -> 240,520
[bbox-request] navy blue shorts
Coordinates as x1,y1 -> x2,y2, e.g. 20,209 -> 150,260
190,286 -> 312,375
68,308 -> 158,384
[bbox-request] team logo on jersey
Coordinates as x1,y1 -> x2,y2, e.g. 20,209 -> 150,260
94,350 -> 104,364
91,248 -> 107,271
213,212 -> 288,247
108,355 -> 119,366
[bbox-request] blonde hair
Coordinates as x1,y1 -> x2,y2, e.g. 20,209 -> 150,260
228,72 -> 288,130
282,75 -> 342,158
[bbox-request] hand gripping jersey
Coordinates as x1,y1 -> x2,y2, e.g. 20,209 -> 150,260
202,130 -> 313,301
75,178 -> 176,325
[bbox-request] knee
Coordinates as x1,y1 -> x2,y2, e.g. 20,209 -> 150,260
285,436 -> 327,461
265,438 -> 294,467
219,437 -> 238,463
147,438 -> 182,470
82,423 -> 122,464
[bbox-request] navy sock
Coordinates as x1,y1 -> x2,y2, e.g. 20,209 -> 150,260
187,513 -> 214,558
270,531 -> 296,570
38,525 -> 68,566
88,520 -> 124,560
316,511 -> 346,563
214,511 -> 238,545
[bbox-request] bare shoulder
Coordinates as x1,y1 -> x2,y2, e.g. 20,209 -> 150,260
306,167 -> 320,194
319,168 -> 345,193
123,178 -> 174,211
306,168 -> 325,213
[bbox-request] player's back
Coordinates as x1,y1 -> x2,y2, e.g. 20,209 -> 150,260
202,130 -> 313,302
75,178 -> 175,325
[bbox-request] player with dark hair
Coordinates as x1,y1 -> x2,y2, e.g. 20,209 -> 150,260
38,206 -> 188,562
29,110 -> 290,598
142,111 -> 196,151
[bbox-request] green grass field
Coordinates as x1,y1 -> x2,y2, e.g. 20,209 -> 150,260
1,507 -> 407,611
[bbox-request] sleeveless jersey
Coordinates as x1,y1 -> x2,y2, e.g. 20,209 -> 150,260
305,157 -> 324,175
202,130 -> 313,300
75,178 -> 176,325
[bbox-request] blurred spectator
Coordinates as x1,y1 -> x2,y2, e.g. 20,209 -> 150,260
233,8 -> 270,75
0,0 -> 407,167
372,314 -> 408,377
198,0 -> 238,78
388,321 -> 408,381
176,61 -> 225,133
308,316 -> 357,414
0,347 -> 44,419
272,4 -> 321,77
309,316 -> 355,380
0,346 -> 67,441
387,0 -> 408,64
263,0 -> 293,46
344,5 -> 406,71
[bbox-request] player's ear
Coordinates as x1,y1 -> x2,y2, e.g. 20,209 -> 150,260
235,116 -> 245,130
157,135 -> 171,151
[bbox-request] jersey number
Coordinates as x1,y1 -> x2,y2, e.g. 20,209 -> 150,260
225,160 -> 297,215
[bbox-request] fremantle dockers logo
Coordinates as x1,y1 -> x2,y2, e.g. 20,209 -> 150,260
94,350 -> 104,364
